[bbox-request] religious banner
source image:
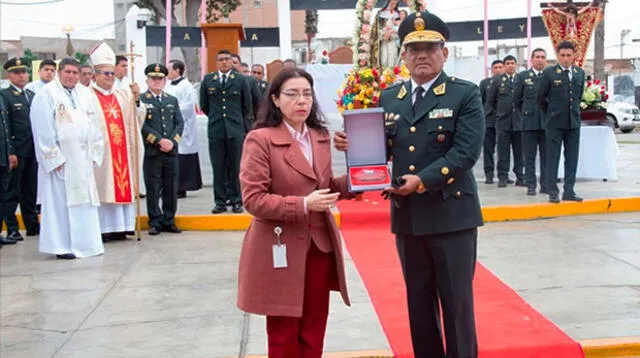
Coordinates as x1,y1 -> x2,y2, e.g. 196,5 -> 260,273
541,1 -> 603,67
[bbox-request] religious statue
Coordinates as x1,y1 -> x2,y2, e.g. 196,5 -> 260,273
372,0 -> 401,71
548,0 -> 598,40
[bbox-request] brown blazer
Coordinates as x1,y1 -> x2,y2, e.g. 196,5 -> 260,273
237,122 -> 352,317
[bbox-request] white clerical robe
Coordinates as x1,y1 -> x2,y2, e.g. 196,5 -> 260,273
164,77 -> 199,154
89,84 -> 140,234
30,80 -> 105,258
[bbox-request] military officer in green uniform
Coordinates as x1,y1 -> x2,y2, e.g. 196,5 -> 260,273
479,59 -> 504,184
1,57 -> 39,241
140,63 -> 184,235
251,64 -> 270,97
537,41 -> 585,203
514,48 -> 548,196
200,50 -> 252,214
0,95 -> 18,246
335,11 -> 483,358
487,55 -> 524,188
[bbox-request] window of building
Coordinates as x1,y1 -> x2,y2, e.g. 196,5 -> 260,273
254,0 -> 263,8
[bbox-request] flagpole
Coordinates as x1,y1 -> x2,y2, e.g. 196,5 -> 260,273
277,0 -> 292,60
483,0 -> 489,78
165,0 -> 172,65
200,0 -> 207,78
527,0 -> 533,68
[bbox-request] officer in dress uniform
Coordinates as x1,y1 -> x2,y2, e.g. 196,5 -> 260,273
199,50 -> 252,214
487,55 -> 524,188
537,40 -> 585,203
514,48 -> 548,196
140,63 -> 184,235
251,64 -> 270,97
335,11 -> 484,358
0,58 -> 40,241
479,59 -> 504,184
0,95 -> 18,246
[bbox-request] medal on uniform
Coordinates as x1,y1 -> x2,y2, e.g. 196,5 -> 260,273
272,226 -> 287,269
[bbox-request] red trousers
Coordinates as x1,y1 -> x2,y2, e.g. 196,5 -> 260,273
266,243 -> 336,358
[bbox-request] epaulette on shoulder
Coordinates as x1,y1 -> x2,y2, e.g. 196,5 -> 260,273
448,76 -> 475,87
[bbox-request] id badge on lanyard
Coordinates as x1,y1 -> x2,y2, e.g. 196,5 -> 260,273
272,226 -> 287,269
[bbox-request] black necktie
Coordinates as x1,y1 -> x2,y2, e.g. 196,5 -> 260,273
413,86 -> 425,114
221,74 -> 227,87
156,95 -> 161,104
564,70 -> 571,83
509,76 -> 514,84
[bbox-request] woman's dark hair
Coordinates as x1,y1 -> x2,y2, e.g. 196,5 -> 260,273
253,68 -> 327,133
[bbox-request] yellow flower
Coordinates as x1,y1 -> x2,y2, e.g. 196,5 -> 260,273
348,103 -> 354,110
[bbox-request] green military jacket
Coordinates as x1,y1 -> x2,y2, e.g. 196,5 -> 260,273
479,76 -> 495,128
0,86 -> 35,158
381,72 -> 485,236
199,69 -> 253,139
140,90 -> 184,157
513,68 -> 545,131
487,73 -> 521,131
537,64 -> 585,130
245,74 -> 263,120
257,79 -> 270,97
0,95 -> 14,167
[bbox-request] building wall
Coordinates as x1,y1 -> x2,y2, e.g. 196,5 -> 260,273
227,1 -> 306,42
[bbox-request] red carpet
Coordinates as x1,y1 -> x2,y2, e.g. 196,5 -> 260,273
338,193 -> 585,358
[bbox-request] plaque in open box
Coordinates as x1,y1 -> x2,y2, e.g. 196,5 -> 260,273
343,108 -> 391,192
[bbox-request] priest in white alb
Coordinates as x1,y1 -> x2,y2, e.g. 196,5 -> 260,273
30,57 -> 105,259
164,59 -> 202,198
89,42 -> 141,241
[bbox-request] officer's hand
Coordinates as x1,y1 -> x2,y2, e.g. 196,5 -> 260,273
8,155 -> 18,169
305,188 -> 340,212
333,131 -> 348,152
130,83 -> 141,100
158,138 -> 171,152
384,174 -> 422,196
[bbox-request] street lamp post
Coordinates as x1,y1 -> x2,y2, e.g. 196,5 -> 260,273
62,25 -> 75,57
620,29 -> 631,58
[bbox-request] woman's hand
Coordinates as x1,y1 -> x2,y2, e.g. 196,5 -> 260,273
305,189 -> 340,212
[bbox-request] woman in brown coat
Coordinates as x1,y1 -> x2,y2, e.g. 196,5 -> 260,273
237,68 -> 353,358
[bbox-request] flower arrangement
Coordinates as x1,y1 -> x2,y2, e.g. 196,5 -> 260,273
336,67 -> 382,113
580,79 -> 608,110
320,50 -> 330,64
339,0 -> 425,113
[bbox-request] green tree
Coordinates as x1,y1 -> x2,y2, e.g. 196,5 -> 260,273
75,52 -> 89,65
23,48 -> 39,81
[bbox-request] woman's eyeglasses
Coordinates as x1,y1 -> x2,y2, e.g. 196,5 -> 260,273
281,91 -> 313,101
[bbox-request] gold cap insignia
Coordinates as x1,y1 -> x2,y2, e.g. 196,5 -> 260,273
16,59 -> 21,66
414,17 -> 425,31
154,64 -> 160,73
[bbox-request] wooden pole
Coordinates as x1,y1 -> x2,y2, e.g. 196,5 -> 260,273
123,41 -> 143,241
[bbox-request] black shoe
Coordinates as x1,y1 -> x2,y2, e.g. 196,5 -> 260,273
562,194 -> 583,202
177,191 -> 187,199
124,231 -> 135,236
101,233 -> 113,242
232,203 -> 244,213
56,253 -> 76,260
505,179 -> 515,184
549,195 -> 560,204
161,225 -> 182,233
139,193 -> 146,199
148,227 -> 161,235
211,204 -> 227,214
485,178 -> 494,184
111,232 -> 128,241
8,231 -> 23,241
26,225 -> 40,236
540,188 -> 549,195
225,199 -> 232,207
515,180 -> 526,187
497,180 -> 507,188
526,188 -> 537,196
0,236 -> 17,245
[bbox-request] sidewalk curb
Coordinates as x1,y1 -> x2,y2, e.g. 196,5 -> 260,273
7,197 -> 639,231
223,337 -> 640,357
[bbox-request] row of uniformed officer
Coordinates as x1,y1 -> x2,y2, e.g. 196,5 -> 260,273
139,63 -> 185,235
0,58 -> 40,242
